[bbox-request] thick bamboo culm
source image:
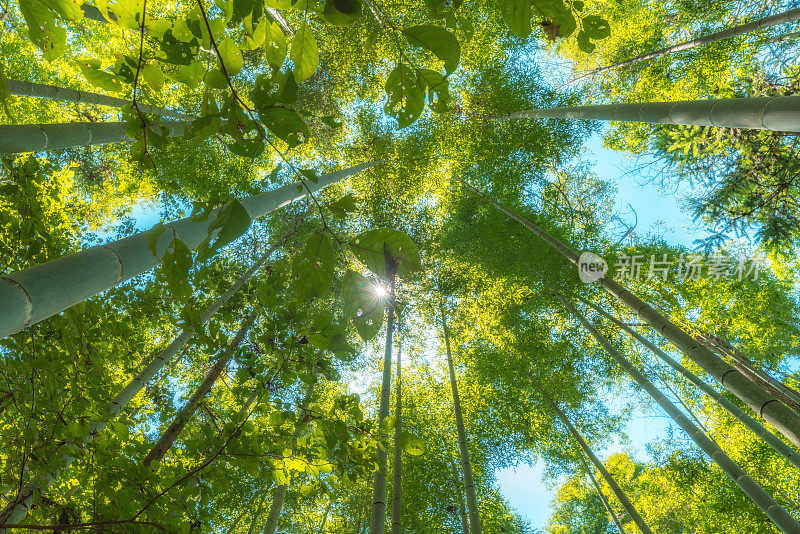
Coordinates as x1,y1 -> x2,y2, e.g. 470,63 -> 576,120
0,121 -> 189,154
5,79 -> 193,120
0,161 -> 379,339
502,96 -> 800,132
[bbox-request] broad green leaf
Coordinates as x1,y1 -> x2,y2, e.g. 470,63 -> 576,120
264,21 -> 287,67
292,231 -> 335,300
141,63 -> 165,90
77,58 -> 122,92
162,238 -> 192,300
576,29 -> 595,53
417,68 -> 450,113
399,431 -> 425,455
351,228 -> 422,278
145,222 -> 166,256
322,0 -> 361,26
169,61 -> 205,88
20,0 -> 68,61
290,21 -> 319,83
384,64 -> 425,128
402,25 -> 460,75
582,15 -> 610,39
218,37 -> 243,75
197,200 -> 252,259
532,0 -> 576,37
259,107 -> 309,147
342,270 -> 384,341
328,194 -> 358,217
501,0 -> 531,38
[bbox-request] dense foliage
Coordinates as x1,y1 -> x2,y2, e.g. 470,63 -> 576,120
1,0 -> 800,532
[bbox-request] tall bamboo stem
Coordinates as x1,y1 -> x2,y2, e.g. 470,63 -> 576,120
143,309 -> 258,465
368,271 -> 396,534
458,179 -> 800,449
262,377 -> 318,534
497,96 -> 800,132
532,378 -> 653,534
578,295 -> 800,471
391,320 -> 402,534
0,161 -> 379,339
440,302 -> 482,534
557,294 -> 800,534
6,79 -> 192,120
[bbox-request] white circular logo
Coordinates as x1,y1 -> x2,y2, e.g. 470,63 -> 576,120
578,252 -> 608,283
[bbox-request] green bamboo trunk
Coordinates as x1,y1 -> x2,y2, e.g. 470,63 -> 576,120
500,96 -> 800,132
558,294 -> 800,534
0,121 -> 188,154
563,7 -> 800,87
578,295 -> 800,471
586,466 -> 626,534
262,377 -> 317,534
0,161 -> 378,339
6,79 -> 192,120
143,310 -> 258,465
391,324 -> 402,534
533,379 -> 653,534
440,302 -> 482,534
459,179 -> 800,449
368,275 -> 396,534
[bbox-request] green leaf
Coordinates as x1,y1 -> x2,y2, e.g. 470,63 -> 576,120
259,107 -> 309,146
290,21 -> 319,83
342,270 -> 384,342
204,69 -> 228,89
417,68 -> 450,113
399,431 -> 425,455
322,0 -> 361,25
328,194 -> 358,217
384,64 -> 425,128
145,222 -> 166,256
218,37 -> 243,75
197,200 -> 252,259
141,63 -> 165,90
576,29 -> 595,53
401,25 -> 460,75
532,0 -> 576,37
264,21 -> 287,67
292,231 -> 335,300
350,228 -> 422,278
582,15 -> 610,39
162,238 -> 192,300
501,0 -> 531,38
77,58 -> 122,92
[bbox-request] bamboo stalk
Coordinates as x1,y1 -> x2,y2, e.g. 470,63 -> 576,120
558,294 -> 800,534
498,96 -> 800,132
561,7 -> 800,88
143,310 -> 258,466
458,179 -> 800,449
5,79 -> 193,120
262,376 -> 317,534
0,243 -> 281,528
391,321 -> 402,534
532,377 -> 653,534
0,160 -> 379,339
368,272 -> 396,534
440,302 -> 482,534
0,121 -> 188,154
578,295 -> 800,471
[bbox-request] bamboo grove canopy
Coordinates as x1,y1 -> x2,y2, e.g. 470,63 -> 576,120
2,0 -> 800,532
